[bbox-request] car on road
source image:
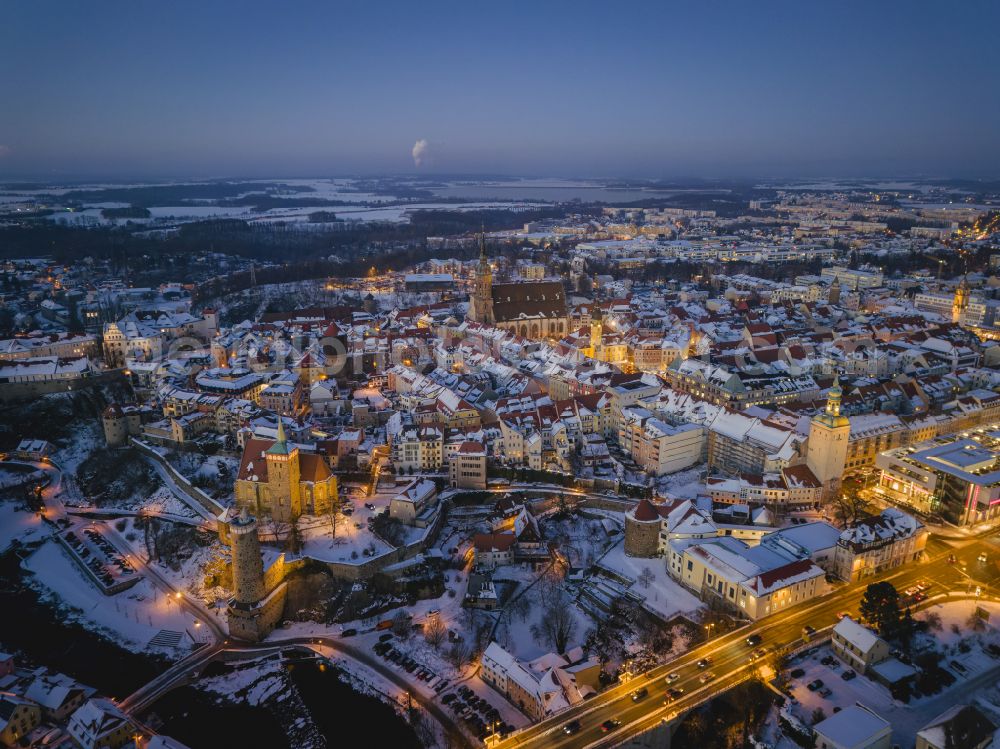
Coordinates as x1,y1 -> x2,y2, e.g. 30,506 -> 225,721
746,634 -> 762,647
664,688 -> 684,703
749,648 -> 767,661
841,669 -> 856,681
801,625 -> 816,641
697,657 -> 712,669
631,687 -> 648,702
563,720 -> 581,735
836,611 -> 849,620
699,672 -> 716,684
665,672 -> 680,683
807,679 -> 824,692
600,719 -> 621,733
979,552 -> 989,564
948,554 -> 957,564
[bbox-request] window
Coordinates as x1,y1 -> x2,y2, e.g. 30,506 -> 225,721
686,560 -> 693,571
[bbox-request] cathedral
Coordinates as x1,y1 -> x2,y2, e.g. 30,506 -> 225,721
467,233 -> 569,340
234,420 -> 338,523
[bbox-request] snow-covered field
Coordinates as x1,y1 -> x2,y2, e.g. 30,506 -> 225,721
23,539 -> 214,653
0,501 -> 46,552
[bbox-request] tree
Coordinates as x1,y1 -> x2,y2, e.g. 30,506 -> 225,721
859,581 -> 901,637
327,496 -> 341,539
445,641 -> 472,671
811,708 -> 827,725
637,567 -> 655,589
922,610 -> 943,632
391,610 -> 412,639
424,615 -> 447,648
833,483 -> 869,527
531,590 -> 578,654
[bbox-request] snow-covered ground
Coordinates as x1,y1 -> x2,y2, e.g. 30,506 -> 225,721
0,501 -> 47,552
23,538 -> 213,654
596,542 -> 703,621
297,514 -> 393,564
655,466 -> 705,499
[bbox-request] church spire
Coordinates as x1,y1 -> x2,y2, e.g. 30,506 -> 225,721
479,224 -> 487,263
267,418 -> 291,455
826,375 -> 842,418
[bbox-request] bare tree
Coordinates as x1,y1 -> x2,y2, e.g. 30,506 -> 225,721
531,591 -> 578,654
446,641 -> 472,671
638,567 -> 655,589
327,495 -> 341,538
424,615 -> 447,648
922,610 -> 942,632
391,610 -> 412,639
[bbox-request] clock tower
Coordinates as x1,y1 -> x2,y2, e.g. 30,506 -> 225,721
806,377 -> 851,500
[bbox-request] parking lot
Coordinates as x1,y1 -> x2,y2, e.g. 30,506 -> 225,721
60,524 -> 142,594
370,635 -> 512,741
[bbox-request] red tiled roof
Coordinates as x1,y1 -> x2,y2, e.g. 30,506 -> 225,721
632,498 -> 660,522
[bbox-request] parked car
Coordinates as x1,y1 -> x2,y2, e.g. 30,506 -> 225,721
790,668 -> 806,679
841,670 -> 856,681
818,687 -> 832,697
807,679 -> 824,691
341,628 -> 357,637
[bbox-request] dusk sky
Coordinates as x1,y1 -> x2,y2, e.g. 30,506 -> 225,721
3,0 -> 999,180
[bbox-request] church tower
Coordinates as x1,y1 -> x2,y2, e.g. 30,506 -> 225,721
828,276 -> 841,305
468,231 -> 494,325
265,420 -> 302,523
589,305 -> 603,359
952,276 -> 970,324
806,376 -> 851,500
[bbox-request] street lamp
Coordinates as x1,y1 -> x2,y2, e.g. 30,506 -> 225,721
485,720 -> 501,748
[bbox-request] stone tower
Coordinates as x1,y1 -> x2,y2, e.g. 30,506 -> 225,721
468,232 -> 494,325
952,276 -> 969,324
230,509 -> 265,605
264,420 -> 302,523
624,499 -> 662,557
828,276 -> 841,305
227,509 -> 286,642
806,376 -> 851,500
102,404 -> 128,447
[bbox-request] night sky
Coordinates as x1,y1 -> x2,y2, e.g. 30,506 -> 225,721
2,0 -> 998,179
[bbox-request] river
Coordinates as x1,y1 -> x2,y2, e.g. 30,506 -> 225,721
0,544 -> 422,748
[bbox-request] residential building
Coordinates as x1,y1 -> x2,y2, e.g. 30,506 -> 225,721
813,704 -> 892,749
448,440 -> 487,489
833,508 -> 927,581
831,616 -> 889,674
